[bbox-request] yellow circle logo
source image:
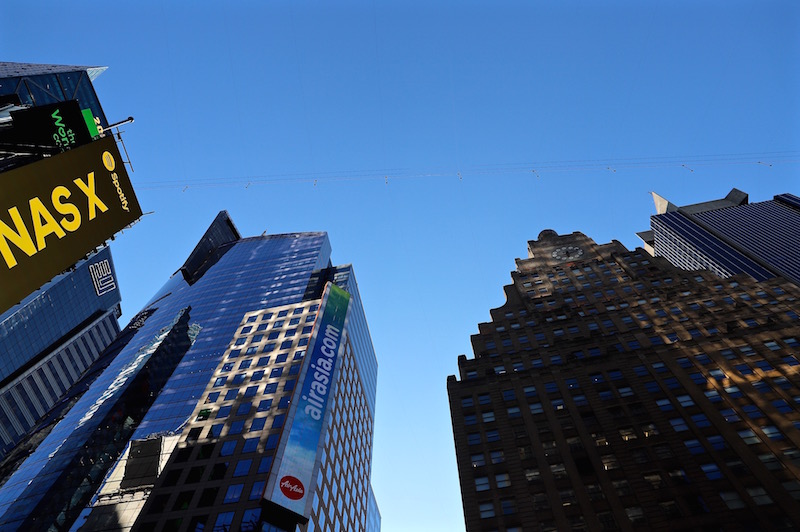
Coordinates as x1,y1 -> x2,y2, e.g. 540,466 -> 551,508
102,151 -> 116,171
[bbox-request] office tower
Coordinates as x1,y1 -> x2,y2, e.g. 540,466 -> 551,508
0,247 -> 122,459
448,230 -> 800,531
0,62 -> 131,459
0,212 -> 380,532
637,189 -> 800,285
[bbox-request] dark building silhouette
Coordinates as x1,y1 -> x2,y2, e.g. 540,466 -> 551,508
449,230 -> 800,531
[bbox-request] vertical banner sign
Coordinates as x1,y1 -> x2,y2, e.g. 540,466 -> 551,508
266,283 -> 351,516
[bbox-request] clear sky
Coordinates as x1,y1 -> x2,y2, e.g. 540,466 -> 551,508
2,1 -> 799,530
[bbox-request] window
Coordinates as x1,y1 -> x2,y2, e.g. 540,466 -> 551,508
618,386 -> 634,397
500,499 -> 516,515
705,390 -> 722,403
685,439 -> 705,454
759,453 -> 782,471
761,426 -> 783,440
614,480 -> 631,496
724,386 -> 743,398
743,405 -> 764,419
490,450 -> 505,464
691,413 -> 710,428
550,463 -> 567,478
773,399 -> 792,413
479,503 -> 495,518
524,468 -> 540,482
529,402 -> 544,415
642,423 -> 659,437
670,418 -> 688,432
625,506 -> 645,523
475,477 -> 490,491
747,487 -> 773,505
643,472 -> 663,488
223,484 -> 244,504
755,360 -> 774,372
708,435 -> 726,450
471,453 -> 485,467
482,411 -> 495,423
782,481 -> 800,501
720,491 -> 745,509
709,369 -> 726,380
220,440 -> 237,456
496,473 -> 511,488
644,381 -> 660,393
720,408 -> 740,422
486,430 -> 500,443
233,459 -> 252,477
738,429 -> 761,445
601,455 -> 620,470
242,438 -> 259,453
249,417 -> 266,432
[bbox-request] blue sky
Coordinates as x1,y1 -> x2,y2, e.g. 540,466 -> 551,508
3,1 -> 798,530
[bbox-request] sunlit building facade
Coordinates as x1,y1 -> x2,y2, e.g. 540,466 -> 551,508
449,230 -> 800,531
0,212 -> 380,532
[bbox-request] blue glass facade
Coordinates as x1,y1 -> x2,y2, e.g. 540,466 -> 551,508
691,194 -> 800,285
0,62 -> 108,127
652,212 -> 773,281
0,212 -> 378,531
0,246 -> 121,384
647,191 -> 800,286
0,246 -> 121,458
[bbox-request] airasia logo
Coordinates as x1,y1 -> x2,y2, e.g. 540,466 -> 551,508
280,476 -> 305,500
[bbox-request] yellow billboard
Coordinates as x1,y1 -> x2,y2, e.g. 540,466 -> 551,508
0,135 -> 142,314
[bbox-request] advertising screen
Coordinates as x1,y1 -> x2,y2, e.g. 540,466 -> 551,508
8,100 -> 95,151
265,282 -> 352,516
0,135 -> 142,314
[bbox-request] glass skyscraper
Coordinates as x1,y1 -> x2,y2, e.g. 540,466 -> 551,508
0,246 -> 122,459
637,189 -> 800,285
0,212 -> 380,532
0,61 -> 123,460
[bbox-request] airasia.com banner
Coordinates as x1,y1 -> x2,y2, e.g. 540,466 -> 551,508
265,282 -> 351,516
